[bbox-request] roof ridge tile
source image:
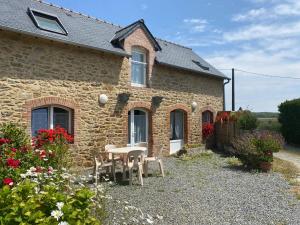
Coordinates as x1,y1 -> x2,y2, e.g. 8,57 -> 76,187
156,38 -> 192,50
34,0 -> 122,28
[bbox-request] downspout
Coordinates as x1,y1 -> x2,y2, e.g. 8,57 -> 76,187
223,78 -> 230,111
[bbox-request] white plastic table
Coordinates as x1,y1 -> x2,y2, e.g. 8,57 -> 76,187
107,146 -> 147,181
106,146 -> 147,154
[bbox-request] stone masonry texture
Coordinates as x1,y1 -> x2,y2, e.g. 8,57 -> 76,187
0,29 -> 223,166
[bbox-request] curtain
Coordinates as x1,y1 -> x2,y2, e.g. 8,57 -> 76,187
53,107 -> 69,132
175,111 -> 183,140
170,110 -> 184,140
134,113 -> 146,143
132,62 -> 145,85
31,107 -> 48,136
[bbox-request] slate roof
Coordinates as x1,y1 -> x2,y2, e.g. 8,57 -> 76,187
0,0 -> 228,79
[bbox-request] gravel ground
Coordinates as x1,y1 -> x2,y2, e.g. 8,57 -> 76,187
104,151 -> 300,225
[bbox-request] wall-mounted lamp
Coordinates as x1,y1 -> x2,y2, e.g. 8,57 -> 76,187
99,94 -> 108,104
152,96 -> 164,107
191,101 -> 198,111
118,92 -> 131,104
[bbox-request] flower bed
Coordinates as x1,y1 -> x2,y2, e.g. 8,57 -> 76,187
0,123 -> 104,224
0,123 -> 162,225
232,130 -> 284,171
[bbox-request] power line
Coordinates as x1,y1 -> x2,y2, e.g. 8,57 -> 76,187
218,68 -> 300,80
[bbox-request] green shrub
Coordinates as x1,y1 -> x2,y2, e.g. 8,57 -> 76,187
278,98 -> 300,145
0,179 -> 101,225
232,131 -> 284,169
257,118 -> 281,132
237,110 -> 258,131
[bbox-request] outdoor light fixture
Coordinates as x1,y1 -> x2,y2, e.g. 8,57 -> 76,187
99,94 -> 108,104
152,96 -> 164,107
191,101 -> 198,111
118,93 -> 131,103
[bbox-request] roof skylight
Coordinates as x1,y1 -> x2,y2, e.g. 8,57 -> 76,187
192,60 -> 209,71
28,8 -> 67,35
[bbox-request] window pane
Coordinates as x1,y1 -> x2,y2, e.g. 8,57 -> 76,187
53,107 -> 70,132
34,12 -> 65,34
202,111 -> 213,124
132,51 -> 144,62
134,110 -> 146,143
131,62 -> 145,85
32,107 -> 49,136
170,110 -> 184,140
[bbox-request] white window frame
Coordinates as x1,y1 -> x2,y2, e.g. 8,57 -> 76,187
131,48 -> 147,87
32,105 -> 72,134
128,109 -> 148,146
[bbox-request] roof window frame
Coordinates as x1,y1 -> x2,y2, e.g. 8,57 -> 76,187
28,8 -> 68,35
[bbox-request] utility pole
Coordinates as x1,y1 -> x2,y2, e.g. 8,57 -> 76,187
232,68 -> 235,111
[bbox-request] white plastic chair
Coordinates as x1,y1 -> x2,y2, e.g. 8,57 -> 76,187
105,144 -> 122,162
135,142 -> 148,158
143,145 -> 165,178
93,151 -> 116,185
123,150 -> 145,186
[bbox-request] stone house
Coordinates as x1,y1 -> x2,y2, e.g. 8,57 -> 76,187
0,0 -> 229,166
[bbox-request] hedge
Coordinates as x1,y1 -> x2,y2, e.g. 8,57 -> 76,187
278,98 -> 300,145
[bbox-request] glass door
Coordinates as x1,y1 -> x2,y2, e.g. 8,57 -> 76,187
128,109 -> 148,146
170,110 -> 184,154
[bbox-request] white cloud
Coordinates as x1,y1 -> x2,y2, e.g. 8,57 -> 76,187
233,0 -> 300,21
206,45 -> 300,112
223,21 -> 300,41
232,8 -> 268,22
183,18 -> 208,32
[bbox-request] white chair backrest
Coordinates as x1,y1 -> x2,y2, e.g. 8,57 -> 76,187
127,150 -> 144,166
105,144 -> 116,151
105,144 -> 116,160
94,153 -> 104,165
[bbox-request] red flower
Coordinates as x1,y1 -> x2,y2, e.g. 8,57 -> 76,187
39,150 -> 47,158
35,166 -> 44,173
0,138 -> 10,145
202,123 -> 214,139
3,178 -> 14,186
7,158 -> 21,168
11,148 -> 17,152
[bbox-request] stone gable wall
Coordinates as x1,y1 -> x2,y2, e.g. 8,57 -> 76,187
0,30 -> 223,166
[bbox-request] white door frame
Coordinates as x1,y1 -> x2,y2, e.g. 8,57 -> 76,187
128,108 -> 148,146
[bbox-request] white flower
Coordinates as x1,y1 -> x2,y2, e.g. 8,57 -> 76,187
56,202 -> 64,210
156,215 -> 163,220
58,222 -> 69,225
20,173 -> 27,178
51,210 -> 63,221
146,218 -> 154,224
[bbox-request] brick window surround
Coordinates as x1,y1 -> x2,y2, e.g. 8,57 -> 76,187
23,97 -> 80,144
123,101 -> 153,155
200,106 -> 216,122
166,103 -> 191,153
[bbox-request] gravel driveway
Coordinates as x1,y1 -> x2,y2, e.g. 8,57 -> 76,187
105,151 -> 300,225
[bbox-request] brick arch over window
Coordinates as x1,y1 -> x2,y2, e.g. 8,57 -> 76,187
200,106 -> 217,122
166,104 -> 191,153
123,101 -> 153,155
23,97 -> 80,144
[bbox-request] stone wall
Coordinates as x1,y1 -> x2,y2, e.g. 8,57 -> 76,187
0,30 -> 224,166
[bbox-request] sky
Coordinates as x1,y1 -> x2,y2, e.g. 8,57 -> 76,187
47,0 -> 300,112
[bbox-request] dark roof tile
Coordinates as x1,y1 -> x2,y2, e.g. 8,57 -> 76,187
0,0 -> 228,79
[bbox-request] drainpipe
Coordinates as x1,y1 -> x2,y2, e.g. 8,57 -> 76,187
223,78 -> 230,111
